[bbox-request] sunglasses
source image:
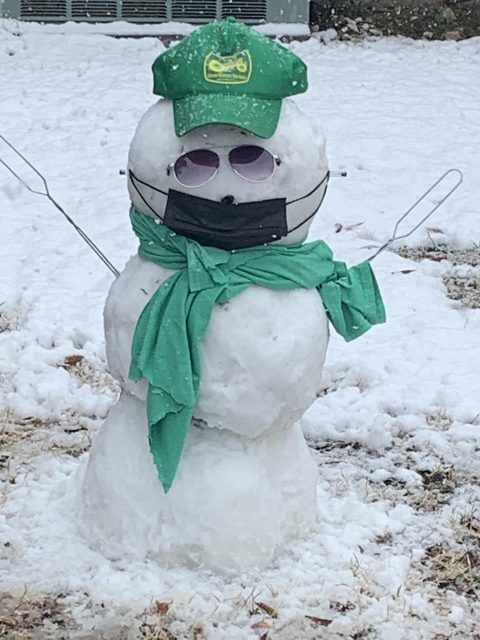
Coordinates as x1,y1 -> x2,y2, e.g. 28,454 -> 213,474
167,145 -> 281,188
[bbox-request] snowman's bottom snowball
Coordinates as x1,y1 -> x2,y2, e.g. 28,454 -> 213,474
79,392 -> 318,571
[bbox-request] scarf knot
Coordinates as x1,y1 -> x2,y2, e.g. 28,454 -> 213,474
185,242 -> 229,292
128,207 -> 386,492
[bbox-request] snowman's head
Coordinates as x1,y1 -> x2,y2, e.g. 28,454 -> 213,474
127,18 -> 329,249
128,99 -> 328,248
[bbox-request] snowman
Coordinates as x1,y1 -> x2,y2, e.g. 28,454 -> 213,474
80,18 -> 385,571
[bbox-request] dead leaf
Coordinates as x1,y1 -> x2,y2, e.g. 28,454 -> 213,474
400,269 -> 416,274
153,600 -> 172,615
305,615 -> 333,627
334,223 -> 343,233
63,355 -> 84,367
256,602 -> 278,618
425,227 -> 445,234
251,620 -> 271,631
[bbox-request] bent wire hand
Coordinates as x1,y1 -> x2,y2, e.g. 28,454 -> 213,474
1,134 -> 463,271
0,134 -> 120,277
368,169 -> 464,262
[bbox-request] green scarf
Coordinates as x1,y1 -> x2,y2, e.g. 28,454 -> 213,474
128,207 -> 386,492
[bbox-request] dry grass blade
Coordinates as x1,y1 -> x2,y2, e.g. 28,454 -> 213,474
423,544 -> 479,597
58,354 -> 119,391
305,614 -> 333,627
409,464 -> 475,513
460,515 -> 480,540
0,591 -> 76,638
255,601 -> 278,618
443,271 -> 480,309
425,411 -> 453,431
139,622 -> 178,640
394,244 -> 480,308
395,244 -> 480,266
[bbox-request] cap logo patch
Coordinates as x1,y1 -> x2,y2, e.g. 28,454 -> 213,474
204,50 -> 252,84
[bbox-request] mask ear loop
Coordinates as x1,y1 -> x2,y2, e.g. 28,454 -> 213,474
286,172 -> 330,234
128,169 -> 166,222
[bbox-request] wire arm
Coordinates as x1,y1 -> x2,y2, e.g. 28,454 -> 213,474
0,135 -> 120,278
368,168 -> 463,261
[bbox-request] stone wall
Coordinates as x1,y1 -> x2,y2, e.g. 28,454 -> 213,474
310,0 -> 480,40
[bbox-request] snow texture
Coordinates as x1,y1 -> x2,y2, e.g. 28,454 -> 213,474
0,20 -> 309,38
81,89 -> 330,570
1,19 -> 479,639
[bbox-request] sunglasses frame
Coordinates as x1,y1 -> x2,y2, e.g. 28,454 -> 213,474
167,145 -> 281,189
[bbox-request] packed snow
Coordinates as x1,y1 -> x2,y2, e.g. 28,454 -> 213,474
0,20 -> 309,38
81,94 -> 331,570
1,19 -> 479,640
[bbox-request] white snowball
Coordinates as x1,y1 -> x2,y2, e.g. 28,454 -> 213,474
127,98 -> 329,245
81,393 -> 319,571
81,93 -> 330,570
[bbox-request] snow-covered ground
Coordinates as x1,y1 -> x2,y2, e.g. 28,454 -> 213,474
1,20 -> 479,640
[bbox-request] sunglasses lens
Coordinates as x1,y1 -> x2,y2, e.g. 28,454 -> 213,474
228,145 -> 276,182
174,149 -> 219,187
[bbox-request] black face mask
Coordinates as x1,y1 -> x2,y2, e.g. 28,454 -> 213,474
164,190 -> 287,250
129,170 -> 329,251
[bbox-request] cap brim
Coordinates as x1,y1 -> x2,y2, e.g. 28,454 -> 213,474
173,93 -> 281,139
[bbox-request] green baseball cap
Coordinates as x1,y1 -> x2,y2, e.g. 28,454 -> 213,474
151,17 -> 308,139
